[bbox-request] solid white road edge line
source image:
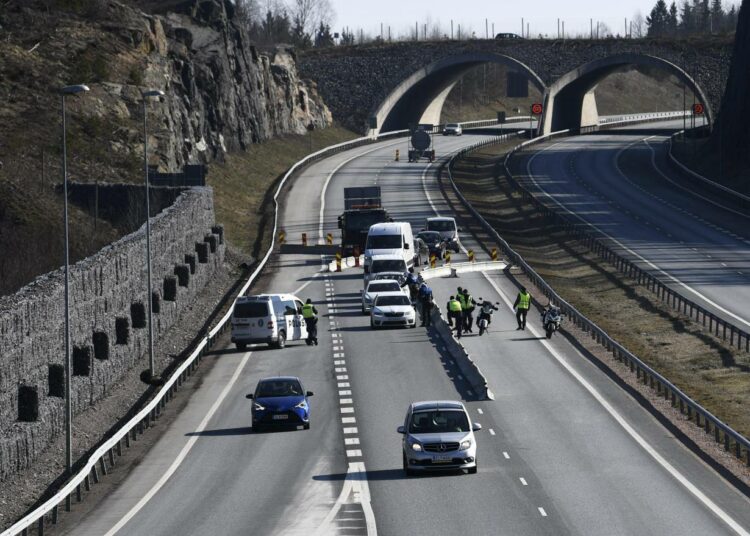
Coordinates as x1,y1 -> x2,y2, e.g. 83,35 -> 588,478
527,140 -> 750,330
481,271 -> 750,536
318,139 -> 403,245
102,351 -> 254,536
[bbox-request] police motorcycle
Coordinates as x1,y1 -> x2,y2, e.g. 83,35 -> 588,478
477,299 -> 500,336
542,304 -> 562,339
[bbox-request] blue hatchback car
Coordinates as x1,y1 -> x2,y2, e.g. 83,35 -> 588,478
246,376 -> 313,432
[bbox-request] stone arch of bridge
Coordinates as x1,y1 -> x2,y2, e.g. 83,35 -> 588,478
543,53 -> 712,135
371,52 -> 546,135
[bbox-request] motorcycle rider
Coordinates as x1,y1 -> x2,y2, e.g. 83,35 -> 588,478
405,267 -> 420,302
476,298 -> 498,326
542,303 -> 562,333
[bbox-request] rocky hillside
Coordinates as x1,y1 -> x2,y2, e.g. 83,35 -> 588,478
0,0 -> 331,294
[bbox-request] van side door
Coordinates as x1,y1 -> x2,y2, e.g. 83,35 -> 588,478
295,300 -> 308,340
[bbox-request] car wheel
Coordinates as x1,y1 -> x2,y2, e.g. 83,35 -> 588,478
275,330 -> 286,349
370,319 -> 376,329
362,306 -> 368,315
303,422 -> 310,430
254,423 -> 265,433
236,342 -> 247,351
468,464 -> 478,474
403,453 -> 415,476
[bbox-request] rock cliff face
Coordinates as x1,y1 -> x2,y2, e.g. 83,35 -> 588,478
98,0 -> 331,169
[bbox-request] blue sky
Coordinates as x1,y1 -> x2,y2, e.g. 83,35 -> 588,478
328,0 -> 675,38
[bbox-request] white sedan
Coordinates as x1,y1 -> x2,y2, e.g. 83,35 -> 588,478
370,292 -> 417,329
362,279 -> 406,314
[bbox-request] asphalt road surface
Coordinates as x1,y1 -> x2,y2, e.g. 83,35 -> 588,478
519,119 -> 750,331
64,123 -> 750,536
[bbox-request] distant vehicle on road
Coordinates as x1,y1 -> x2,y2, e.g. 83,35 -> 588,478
231,294 -> 307,350
398,400 -> 481,475
442,123 -> 463,136
364,254 -> 408,287
246,376 -> 313,432
426,217 -> 460,253
362,279 -> 406,314
495,32 -> 523,40
364,221 -> 415,270
416,230 -> 447,260
408,125 -> 436,162
338,186 -> 390,256
370,292 -> 416,328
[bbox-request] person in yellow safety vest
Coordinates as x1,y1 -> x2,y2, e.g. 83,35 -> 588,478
447,295 -> 463,338
513,286 -> 532,330
462,288 -> 476,333
302,298 -> 318,346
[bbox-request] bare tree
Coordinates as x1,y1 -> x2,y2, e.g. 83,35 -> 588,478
286,0 -> 334,36
632,10 -> 646,37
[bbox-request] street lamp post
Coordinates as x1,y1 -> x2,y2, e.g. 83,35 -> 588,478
141,89 -> 165,380
60,84 -> 89,484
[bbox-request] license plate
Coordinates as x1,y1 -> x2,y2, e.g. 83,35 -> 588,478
272,414 -> 288,420
432,455 -> 452,463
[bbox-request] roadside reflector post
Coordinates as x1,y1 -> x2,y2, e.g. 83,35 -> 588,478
279,230 -> 286,244
444,250 -> 451,265
354,246 -> 361,267
335,251 -> 342,272
468,249 -> 475,263
491,248 -> 498,261
302,232 -> 307,247
327,232 -> 333,246
395,149 -> 400,161
430,254 -> 436,268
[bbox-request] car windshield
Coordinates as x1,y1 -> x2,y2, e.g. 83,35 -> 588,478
409,410 -> 469,433
368,282 -> 400,293
366,234 -> 402,249
256,380 -> 303,398
371,259 -> 406,273
234,301 -> 268,318
375,295 -> 411,307
417,232 -> 442,245
427,220 -> 455,232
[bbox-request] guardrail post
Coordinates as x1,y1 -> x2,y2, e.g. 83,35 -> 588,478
100,457 -> 108,476
38,517 -> 44,536
92,465 -> 100,484
84,474 -> 91,491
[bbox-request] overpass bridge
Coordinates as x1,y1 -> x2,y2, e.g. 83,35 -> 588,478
299,38 -> 732,135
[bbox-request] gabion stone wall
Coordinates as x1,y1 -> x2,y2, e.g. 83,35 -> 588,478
0,187 -> 224,481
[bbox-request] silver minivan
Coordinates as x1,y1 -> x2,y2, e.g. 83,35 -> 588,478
397,400 -> 481,475
231,294 -> 308,350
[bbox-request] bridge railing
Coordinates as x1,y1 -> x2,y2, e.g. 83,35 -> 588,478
438,125 -> 750,470
1,125 -> 433,536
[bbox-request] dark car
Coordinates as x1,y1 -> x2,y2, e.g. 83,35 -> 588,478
416,231 -> 447,260
246,376 -> 313,432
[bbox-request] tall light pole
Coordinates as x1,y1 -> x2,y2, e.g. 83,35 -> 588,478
141,89 -> 164,380
60,84 -> 89,480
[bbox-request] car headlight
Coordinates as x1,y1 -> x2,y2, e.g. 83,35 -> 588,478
294,401 -> 307,409
372,308 -> 383,316
410,440 -> 423,452
364,294 -> 372,303
460,439 -> 472,451
253,402 -> 266,411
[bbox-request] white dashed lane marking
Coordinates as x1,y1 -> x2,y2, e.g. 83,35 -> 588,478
341,417 -> 356,424
477,408 -> 484,415
538,507 -> 548,517
520,478 -> 528,486
489,429 -> 496,436
503,452 -> 510,459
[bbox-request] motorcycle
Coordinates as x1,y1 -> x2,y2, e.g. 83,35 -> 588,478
477,302 -> 500,336
542,306 -> 562,339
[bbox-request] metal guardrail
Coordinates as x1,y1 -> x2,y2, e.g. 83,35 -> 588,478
4,114 -> 533,536
0,127 -> 429,536
440,119 -> 750,469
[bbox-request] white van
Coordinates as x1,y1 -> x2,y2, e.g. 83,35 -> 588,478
363,254 -> 408,287
426,217 -> 460,252
231,294 -> 308,350
364,222 -> 415,271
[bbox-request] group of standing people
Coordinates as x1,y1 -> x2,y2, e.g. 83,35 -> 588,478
446,286 -> 477,338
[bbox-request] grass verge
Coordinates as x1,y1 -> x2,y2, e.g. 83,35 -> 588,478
207,125 -> 359,258
449,143 -> 750,441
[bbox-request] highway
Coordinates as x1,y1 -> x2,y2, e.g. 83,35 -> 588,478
517,120 -> 750,330
64,123 -> 750,536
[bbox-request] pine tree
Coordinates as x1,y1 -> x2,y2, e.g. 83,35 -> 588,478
647,0 -> 670,36
291,15 -> 311,48
314,22 -> 334,47
680,0 -> 694,34
710,0 -> 725,33
668,2 -> 680,34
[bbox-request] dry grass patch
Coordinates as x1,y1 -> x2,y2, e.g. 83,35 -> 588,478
451,143 -> 750,439
207,126 -> 358,257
